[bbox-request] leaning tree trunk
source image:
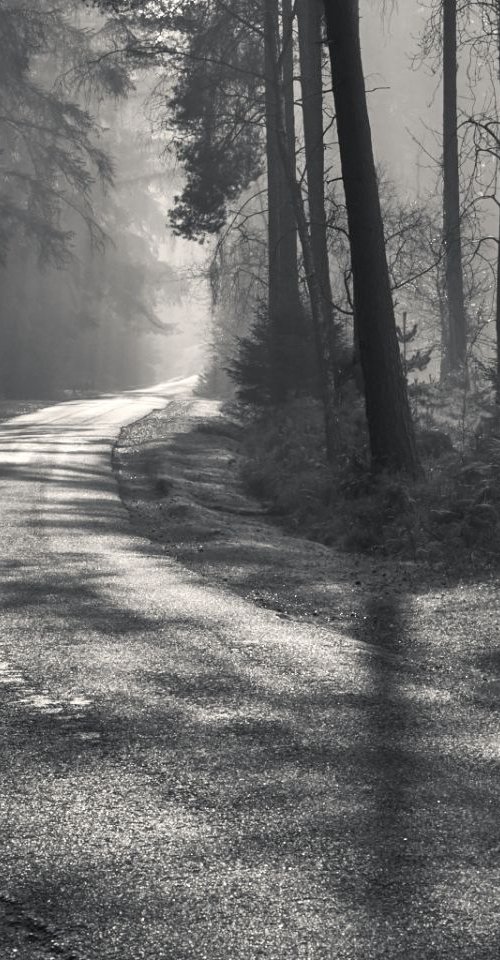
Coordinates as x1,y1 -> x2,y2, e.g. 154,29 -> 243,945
442,0 -> 467,374
322,0 -> 421,476
263,0 -> 304,404
265,0 -> 339,461
297,0 -> 340,386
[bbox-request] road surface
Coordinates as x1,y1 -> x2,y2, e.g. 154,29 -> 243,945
0,382 -> 498,960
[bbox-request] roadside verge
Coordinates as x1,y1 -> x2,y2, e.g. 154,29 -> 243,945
113,397 -> 410,645
113,397 -> 500,697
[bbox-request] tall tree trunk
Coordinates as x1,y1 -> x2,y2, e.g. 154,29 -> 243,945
263,0 -> 304,403
281,0 -> 299,278
496,1 -> 500,399
322,0 -> 421,476
495,232 -> 500,395
442,0 -> 467,373
264,0 -> 284,400
265,0 -> 339,460
297,0 -> 340,385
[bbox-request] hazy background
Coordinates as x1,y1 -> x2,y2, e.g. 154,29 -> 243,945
1,1 -> 494,399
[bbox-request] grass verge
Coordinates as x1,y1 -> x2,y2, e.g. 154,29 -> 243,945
240,387 -> 500,572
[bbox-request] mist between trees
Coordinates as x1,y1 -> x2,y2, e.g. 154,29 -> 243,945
4,0 -> 500,564
0,1 -> 207,399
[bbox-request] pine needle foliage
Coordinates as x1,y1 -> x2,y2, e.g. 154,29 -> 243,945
0,1 -> 130,265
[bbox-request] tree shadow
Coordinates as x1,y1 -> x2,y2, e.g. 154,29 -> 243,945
3,586 -> 499,958
0,566 -> 161,637
1,412 -> 499,957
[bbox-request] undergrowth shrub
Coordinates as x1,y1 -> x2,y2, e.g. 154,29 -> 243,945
241,387 -> 500,568
244,397 -> 332,515
228,302 -> 320,407
194,355 -> 235,400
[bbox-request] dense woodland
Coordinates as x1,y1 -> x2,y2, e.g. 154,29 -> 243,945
4,0 -> 500,562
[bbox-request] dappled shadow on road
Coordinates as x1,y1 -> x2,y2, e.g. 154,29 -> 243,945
0,416 -> 178,550
3,584 -> 499,959
2,408 -> 499,958
0,562 -> 161,638
348,595 -> 427,953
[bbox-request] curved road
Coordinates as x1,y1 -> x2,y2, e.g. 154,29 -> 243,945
0,381 -> 497,960
1,378 -> 351,960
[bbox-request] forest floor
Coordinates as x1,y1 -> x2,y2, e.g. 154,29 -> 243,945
113,396 -> 500,958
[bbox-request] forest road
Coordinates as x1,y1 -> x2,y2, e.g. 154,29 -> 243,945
0,380 -> 498,960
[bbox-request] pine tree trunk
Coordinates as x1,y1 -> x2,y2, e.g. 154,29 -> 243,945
297,0 -> 340,385
495,212 -> 500,399
322,0 -> 421,476
264,0 -> 285,401
263,0 -> 304,403
442,0 -> 467,373
496,4 -> 500,401
281,0 -> 299,280
266,0 -> 339,460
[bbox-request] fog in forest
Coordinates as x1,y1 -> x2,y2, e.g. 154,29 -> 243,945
2,0 -> 499,406
1,4 -> 210,400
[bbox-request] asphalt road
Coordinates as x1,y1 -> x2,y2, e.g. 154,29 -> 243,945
0,382 -> 498,960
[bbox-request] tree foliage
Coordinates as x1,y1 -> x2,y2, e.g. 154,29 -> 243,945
91,0 -> 265,240
0,0 -> 130,265
0,3 -> 183,398
167,2 -> 264,239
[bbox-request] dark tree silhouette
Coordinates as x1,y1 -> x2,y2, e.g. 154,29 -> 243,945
442,0 -> 467,373
322,0 -> 421,475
